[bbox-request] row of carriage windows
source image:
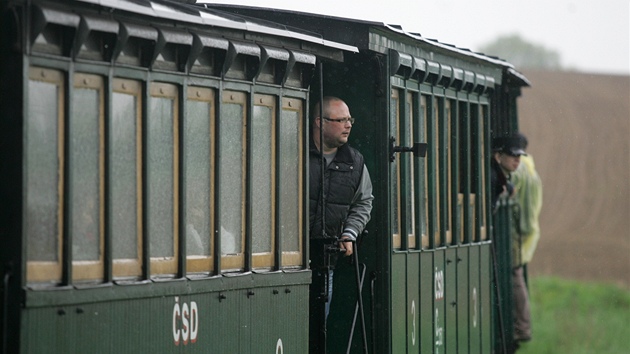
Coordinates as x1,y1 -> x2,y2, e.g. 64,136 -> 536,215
26,67 -> 304,284
389,88 -> 489,251
25,67 -> 491,282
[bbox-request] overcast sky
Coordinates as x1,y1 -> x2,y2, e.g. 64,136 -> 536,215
201,0 -> 629,76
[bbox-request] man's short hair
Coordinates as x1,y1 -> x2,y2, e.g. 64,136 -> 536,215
311,96 -> 344,120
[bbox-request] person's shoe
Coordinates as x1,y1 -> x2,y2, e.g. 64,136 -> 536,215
513,329 -> 531,343
509,341 -> 520,354
515,335 -> 531,343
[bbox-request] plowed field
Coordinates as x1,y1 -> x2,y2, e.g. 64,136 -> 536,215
517,70 -> 630,288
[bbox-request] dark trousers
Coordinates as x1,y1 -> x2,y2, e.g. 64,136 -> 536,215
310,267 -> 332,354
512,266 -> 532,341
309,238 -> 341,353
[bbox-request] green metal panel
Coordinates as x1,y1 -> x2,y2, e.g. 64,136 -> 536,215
444,248 -> 458,353
391,254 -> 407,353
216,289 -> 248,353
433,250 -> 445,354
437,95 -> 449,247
480,243 -> 493,353
456,246 -> 470,354
407,252 -> 420,352
250,286 -> 308,353
419,251 -> 434,353
210,294 -> 247,351
468,246 -> 482,353
20,283 -> 309,353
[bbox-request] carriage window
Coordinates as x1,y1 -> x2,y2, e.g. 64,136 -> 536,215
26,67 -> 64,283
391,88 -> 418,251
470,103 -> 480,242
70,73 -> 104,281
466,102 -> 490,243
252,95 -> 275,268
458,101 -> 469,244
405,92 -> 416,249
111,78 -> 142,278
280,97 -> 303,267
478,105 -> 489,241
434,97 -> 443,246
185,86 -> 215,273
445,99 -> 453,245
391,89 -> 401,249
420,95 -> 429,248
220,91 -> 246,271
148,82 -> 179,275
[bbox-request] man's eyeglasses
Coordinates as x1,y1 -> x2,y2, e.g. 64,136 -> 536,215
323,117 -> 355,124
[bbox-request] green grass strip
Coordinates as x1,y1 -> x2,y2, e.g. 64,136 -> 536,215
518,276 -> 630,354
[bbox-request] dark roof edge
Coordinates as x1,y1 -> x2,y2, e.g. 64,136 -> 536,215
72,0 -> 358,54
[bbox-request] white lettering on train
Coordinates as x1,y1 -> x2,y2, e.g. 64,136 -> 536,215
472,287 -> 478,328
276,338 -> 284,354
434,267 -> 444,354
434,268 -> 444,300
435,307 -> 443,353
411,300 -> 416,346
173,297 -> 199,346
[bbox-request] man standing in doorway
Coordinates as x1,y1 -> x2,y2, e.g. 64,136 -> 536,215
309,96 -> 373,353
510,132 -> 543,346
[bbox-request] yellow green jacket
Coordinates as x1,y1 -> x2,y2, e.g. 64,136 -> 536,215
511,154 -> 543,266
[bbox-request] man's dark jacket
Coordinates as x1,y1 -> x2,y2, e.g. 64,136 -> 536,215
309,140 -> 365,241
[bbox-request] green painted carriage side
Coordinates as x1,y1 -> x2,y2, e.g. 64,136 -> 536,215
3,1 -> 361,352
20,273 -> 309,353
0,1 -> 530,353
372,28 -> 502,353
433,250 -> 446,353
389,251 -> 422,353
198,9 -> 525,353
419,251 -> 435,353
391,254 -> 407,353
444,247 -> 458,352
468,246 -> 482,353
479,243 -> 494,353
455,246 -> 470,353
185,7 -> 528,354
406,252 -> 420,352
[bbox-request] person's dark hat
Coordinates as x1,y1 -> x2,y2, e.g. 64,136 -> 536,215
492,135 -> 526,156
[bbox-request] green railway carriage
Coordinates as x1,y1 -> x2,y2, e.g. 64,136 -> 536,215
0,1 -> 529,353
0,0 -> 355,352
213,6 -> 530,354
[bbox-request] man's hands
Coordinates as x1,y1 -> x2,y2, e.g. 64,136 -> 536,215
338,236 -> 353,257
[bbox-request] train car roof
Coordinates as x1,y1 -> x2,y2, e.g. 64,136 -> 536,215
382,24 -> 530,86
202,3 -> 530,87
72,0 -> 358,56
